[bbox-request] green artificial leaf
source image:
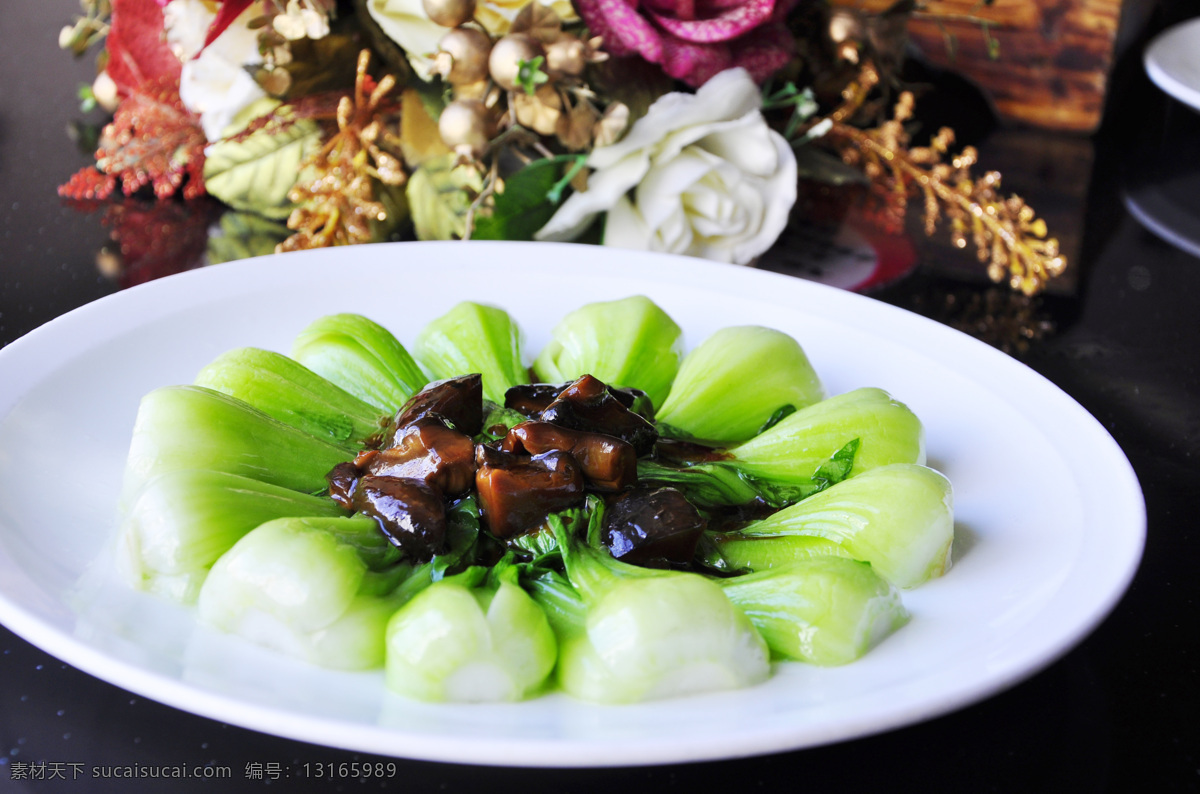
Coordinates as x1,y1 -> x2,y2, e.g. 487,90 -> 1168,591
472,158 -> 561,241
793,145 -> 869,187
372,180 -> 411,242
204,98 -> 322,220
406,153 -> 484,240
206,212 -> 290,264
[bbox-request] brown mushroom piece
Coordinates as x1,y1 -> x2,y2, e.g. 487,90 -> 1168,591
363,417 -> 476,496
603,487 -> 707,565
505,381 -> 655,421
504,383 -> 567,417
652,437 -> 733,466
326,461 -> 361,509
474,445 -> 585,539
608,385 -> 655,422
501,420 -> 636,492
392,373 -> 484,435
352,475 -> 447,560
539,374 -> 659,456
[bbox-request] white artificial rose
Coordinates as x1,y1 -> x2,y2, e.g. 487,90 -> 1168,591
535,68 -> 797,266
176,2 -> 268,141
163,0 -> 213,62
366,0 -> 577,80
366,0 -> 445,79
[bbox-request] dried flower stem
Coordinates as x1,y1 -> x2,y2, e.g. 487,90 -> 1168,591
462,159 -> 500,241
811,64 -> 1066,295
279,50 -> 405,251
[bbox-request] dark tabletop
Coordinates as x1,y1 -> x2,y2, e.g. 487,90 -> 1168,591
3,2 -> 1199,792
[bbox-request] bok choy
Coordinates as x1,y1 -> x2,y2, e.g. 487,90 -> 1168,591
110,295 -> 957,704
413,301 -> 529,404
118,469 -> 347,603
120,385 -> 354,506
194,347 -> 389,446
197,516 -> 412,670
384,563 -> 557,702
533,295 -> 683,410
640,388 -> 924,508
541,505 -> 769,703
718,557 -> 909,665
656,325 -> 824,443
291,313 -> 428,411
713,463 -> 954,588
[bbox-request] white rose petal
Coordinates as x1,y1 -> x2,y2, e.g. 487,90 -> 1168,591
163,0 -> 214,62
366,0 -> 444,79
535,68 -> 797,266
177,3 -> 268,141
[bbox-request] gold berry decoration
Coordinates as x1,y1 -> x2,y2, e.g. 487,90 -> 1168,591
488,33 -> 544,92
438,98 -> 494,158
422,0 -> 476,29
436,27 -> 492,85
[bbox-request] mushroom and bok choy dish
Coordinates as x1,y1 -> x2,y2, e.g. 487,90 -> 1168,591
116,296 -> 954,704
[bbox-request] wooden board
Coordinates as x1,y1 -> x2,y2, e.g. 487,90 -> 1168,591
831,0 -> 1129,132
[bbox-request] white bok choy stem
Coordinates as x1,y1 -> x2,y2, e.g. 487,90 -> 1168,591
118,469 -> 350,603
541,505 -> 770,704
198,516 -> 415,670
384,563 -> 557,702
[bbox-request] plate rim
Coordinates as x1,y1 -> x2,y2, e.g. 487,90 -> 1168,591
0,241 -> 1146,767
1145,16 -> 1200,112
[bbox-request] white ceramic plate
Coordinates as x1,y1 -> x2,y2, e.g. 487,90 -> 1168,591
0,242 -> 1144,767
1146,17 -> 1200,111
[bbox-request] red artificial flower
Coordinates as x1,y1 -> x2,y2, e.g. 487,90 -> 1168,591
576,0 -> 797,87
59,77 -> 208,201
104,0 -> 183,97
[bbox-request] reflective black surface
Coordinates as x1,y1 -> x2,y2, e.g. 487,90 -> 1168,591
3,2 -> 1199,791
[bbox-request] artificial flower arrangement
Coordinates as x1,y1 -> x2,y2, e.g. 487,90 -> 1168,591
59,0 -> 1066,294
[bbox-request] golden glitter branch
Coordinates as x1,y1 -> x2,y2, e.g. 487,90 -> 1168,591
812,64 -> 1067,295
278,50 -> 406,252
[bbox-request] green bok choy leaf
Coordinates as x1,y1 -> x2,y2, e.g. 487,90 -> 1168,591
657,325 -> 824,443
414,301 -> 530,404
194,347 -> 389,445
714,463 -> 954,588
291,313 -> 428,412
533,296 -> 683,410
